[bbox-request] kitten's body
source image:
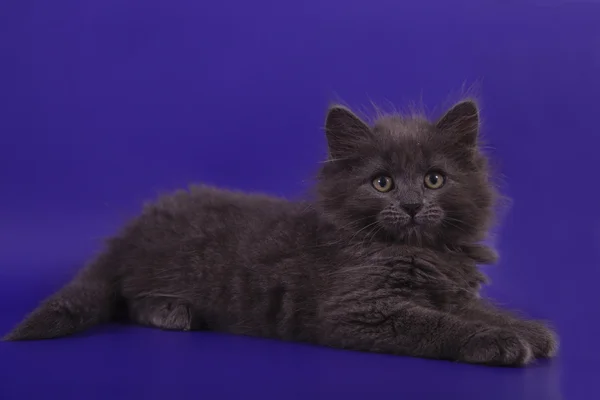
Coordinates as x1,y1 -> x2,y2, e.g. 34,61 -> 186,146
5,101 -> 558,366
115,187 -> 326,341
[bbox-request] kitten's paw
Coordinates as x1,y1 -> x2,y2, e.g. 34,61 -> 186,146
460,328 -> 533,366
517,321 -> 559,359
130,298 -> 193,331
149,303 -> 192,331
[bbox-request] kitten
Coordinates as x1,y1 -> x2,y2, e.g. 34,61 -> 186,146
4,100 -> 558,366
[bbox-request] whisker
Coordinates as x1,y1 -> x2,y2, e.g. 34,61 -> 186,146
348,220 -> 381,243
359,223 -> 383,248
319,157 -> 352,164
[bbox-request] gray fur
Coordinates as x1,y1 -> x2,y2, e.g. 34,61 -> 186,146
4,100 -> 558,366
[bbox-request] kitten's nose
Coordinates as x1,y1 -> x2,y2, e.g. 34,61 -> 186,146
402,203 -> 423,217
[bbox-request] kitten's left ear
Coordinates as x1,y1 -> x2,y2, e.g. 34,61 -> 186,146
436,100 -> 479,148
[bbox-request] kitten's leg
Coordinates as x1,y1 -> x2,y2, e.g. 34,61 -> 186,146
319,299 -> 533,366
128,296 -> 194,331
459,300 -> 559,359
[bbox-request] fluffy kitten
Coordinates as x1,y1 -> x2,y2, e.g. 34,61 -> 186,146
4,100 -> 558,366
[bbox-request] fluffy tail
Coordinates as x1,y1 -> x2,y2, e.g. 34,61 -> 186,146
3,259 -> 117,341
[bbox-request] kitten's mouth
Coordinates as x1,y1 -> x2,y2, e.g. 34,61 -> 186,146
408,218 -> 421,226
379,215 -> 425,237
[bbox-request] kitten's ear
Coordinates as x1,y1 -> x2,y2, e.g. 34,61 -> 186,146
436,100 -> 479,148
325,105 -> 372,159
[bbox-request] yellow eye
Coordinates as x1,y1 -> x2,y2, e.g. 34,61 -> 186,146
424,171 -> 446,189
372,176 -> 394,192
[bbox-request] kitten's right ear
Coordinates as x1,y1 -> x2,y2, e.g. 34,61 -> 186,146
325,105 -> 372,159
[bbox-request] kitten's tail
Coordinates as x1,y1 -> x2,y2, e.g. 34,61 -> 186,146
3,256 -> 118,341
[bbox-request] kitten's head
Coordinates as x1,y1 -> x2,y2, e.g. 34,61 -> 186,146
316,101 -> 497,246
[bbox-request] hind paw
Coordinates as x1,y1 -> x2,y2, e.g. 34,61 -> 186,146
129,298 -> 193,331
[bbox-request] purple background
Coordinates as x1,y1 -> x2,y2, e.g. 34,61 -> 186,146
1,0 -> 599,398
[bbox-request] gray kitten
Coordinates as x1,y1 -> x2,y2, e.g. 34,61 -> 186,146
4,100 -> 558,366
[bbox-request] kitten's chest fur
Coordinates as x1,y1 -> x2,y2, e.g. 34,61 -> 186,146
333,244 -> 486,311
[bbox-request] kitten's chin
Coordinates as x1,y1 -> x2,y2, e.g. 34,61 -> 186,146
381,220 -> 417,240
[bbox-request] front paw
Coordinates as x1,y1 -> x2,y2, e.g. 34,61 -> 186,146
460,328 -> 533,366
515,321 -> 559,359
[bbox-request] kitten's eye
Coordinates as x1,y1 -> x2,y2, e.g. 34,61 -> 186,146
372,176 -> 394,192
424,171 -> 446,189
